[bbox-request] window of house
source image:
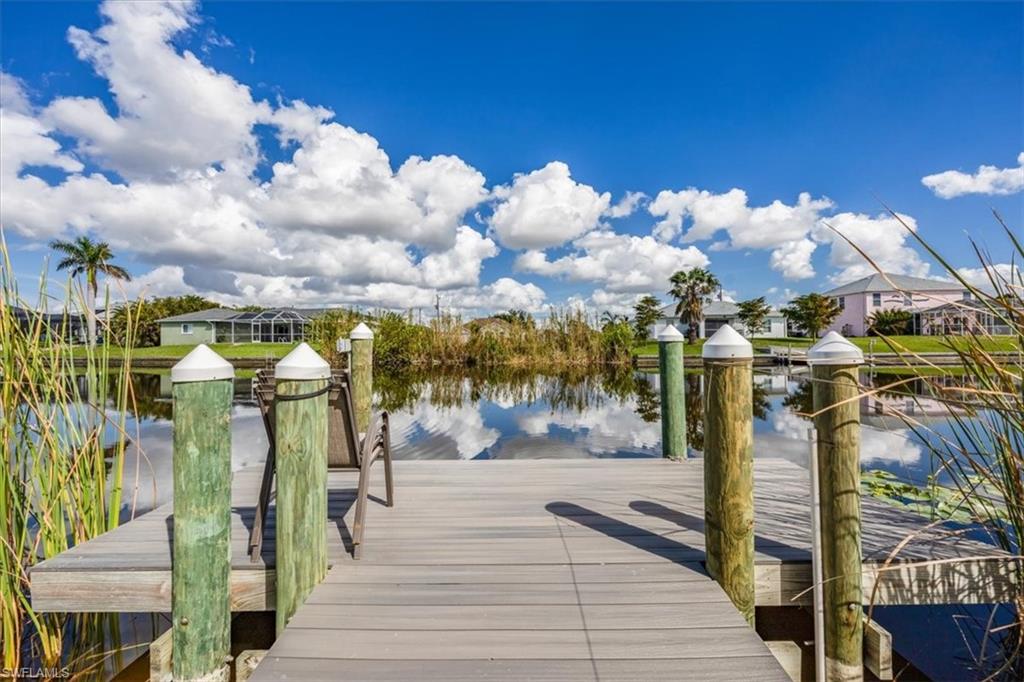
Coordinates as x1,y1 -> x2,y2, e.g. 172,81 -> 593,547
903,295 -> 912,306
872,293 -> 881,307
962,291 -> 972,301
837,296 -> 845,310
181,323 -> 193,335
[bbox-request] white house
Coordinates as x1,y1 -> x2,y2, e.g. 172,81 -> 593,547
651,300 -> 787,339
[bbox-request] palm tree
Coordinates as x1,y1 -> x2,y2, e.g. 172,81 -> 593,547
600,311 -> 627,327
49,236 -> 132,347
668,268 -> 720,343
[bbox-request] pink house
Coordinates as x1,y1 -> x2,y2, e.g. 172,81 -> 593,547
822,273 -> 973,336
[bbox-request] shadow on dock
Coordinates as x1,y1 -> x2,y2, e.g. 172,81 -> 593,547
545,500 -> 709,571
629,500 -> 803,563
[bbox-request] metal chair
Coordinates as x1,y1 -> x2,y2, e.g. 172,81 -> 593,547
248,369 -> 394,561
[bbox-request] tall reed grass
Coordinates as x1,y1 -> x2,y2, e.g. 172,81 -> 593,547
833,210 -> 1023,677
1,236 -> 139,674
307,306 -> 634,369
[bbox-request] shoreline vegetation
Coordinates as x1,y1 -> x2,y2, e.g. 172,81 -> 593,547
69,332 -> 1021,366
1,240 -> 137,674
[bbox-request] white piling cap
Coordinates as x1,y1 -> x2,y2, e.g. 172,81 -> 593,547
701,324 -> 752,360
657,324 -> 685,343
350,322 -> 374,340
275,342 -> 331,380
807,331 -> 864,365
171,344 -> 234,383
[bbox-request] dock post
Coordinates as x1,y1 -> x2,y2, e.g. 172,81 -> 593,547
701,325 -> 755,625
658,324 -> 687,459
274,342 -> 330,635
808,331 -> 865,682
350,322 -> 374,433
171,345 -> 234,682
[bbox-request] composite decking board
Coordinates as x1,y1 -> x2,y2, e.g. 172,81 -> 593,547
303,581 -> 732,607
30,458 -> 1012,614
285,602 -> 746,630
261,627 -> 775,661
249,656 -> 790,681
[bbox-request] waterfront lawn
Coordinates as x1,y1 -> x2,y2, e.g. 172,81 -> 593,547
82,342 -> 299,360
632,337 -> 804,357
633,339 -> 706,356
633,335 -> 1020,356
753,333 -> 1015,352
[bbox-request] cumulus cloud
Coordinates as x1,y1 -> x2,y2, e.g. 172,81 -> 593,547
0,72 -> 32,114
0,0 -> 529,313
648,188 -> 833,280
488,161 -> 611,249
606,191 -> 648,219
515,230 -> 709,293
813,212 -> 929,285
262,125 -> 487,249
44,0 -> 271,180
956,263 -> 1020,291
922,153 -> 1024,199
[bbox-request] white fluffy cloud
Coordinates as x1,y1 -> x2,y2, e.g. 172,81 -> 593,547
922,153 -> 1024,199
262,124 -> 487,249
606,191 -> 648,218
648,188 -> 833,280
515,230 -> 709,293
44,0 -> 270,180
488,161 -> 611,249
0,0 -> 532,313
813,212 -> 929,285
955,263 -> 1020,291
2,0 -> 954,311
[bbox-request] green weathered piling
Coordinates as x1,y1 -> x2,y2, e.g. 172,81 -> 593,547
701,325 -> 755,626
350,322 -> 374,434
274,342 -> 330,635
809,332 -> 865,682
171,345 -> 234,682
658,324 -> 686,459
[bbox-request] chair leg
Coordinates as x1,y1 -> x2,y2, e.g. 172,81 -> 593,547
383,439 -> 395,509
352,462 -> 371,559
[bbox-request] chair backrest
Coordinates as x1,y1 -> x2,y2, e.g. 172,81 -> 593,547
252,369 -> 361,470
329,372 -> 361,469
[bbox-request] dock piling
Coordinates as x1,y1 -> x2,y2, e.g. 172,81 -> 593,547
171,345 -> 234,682
657,324 -> 687,459
808,331 -> 865,682
350,322 -> 374,433
701,325 -> 755,625
274,342 -> 330,635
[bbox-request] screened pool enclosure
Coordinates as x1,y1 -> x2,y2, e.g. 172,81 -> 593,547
212,309 -> 313,343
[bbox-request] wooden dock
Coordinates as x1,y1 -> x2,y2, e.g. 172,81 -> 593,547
32,458 -> 1018,680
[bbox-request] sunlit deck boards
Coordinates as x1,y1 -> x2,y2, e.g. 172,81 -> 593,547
31,458 -> 1018,677
31,459 -> 1016,616
248,460 -> 787,681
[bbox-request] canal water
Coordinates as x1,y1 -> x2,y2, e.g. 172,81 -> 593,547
90,366 -> 1010,679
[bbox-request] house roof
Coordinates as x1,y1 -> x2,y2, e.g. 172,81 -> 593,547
823,273 -> 961,297
920,299 -> 990,314
157,307 -> 323,323
658,300 -> 783,319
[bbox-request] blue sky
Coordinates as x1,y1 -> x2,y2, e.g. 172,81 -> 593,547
2,1 -> 1021,314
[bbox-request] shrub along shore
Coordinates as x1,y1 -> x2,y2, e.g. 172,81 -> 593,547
78,308 -> 639,368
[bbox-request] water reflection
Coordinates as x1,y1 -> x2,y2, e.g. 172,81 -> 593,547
109,365 -> 991,515
90,365 -> 997,681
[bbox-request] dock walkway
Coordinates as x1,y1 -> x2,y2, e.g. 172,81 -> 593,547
32,459 -> 1017,680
